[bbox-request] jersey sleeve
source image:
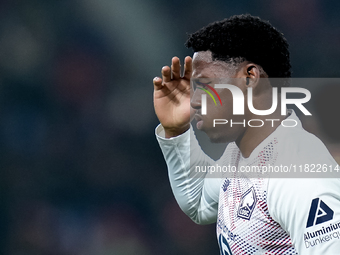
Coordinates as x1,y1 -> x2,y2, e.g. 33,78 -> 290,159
155,124 -> 222,224
268,134 -> 340,254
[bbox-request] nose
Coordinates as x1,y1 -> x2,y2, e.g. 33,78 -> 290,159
190,89 -> 202,110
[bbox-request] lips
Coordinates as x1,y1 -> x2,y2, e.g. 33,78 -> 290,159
195,114 -> 204,130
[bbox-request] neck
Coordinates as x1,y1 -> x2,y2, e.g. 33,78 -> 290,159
235,109 -> 287,158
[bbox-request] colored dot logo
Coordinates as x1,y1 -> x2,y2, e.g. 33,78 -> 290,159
196,81 -> 222,106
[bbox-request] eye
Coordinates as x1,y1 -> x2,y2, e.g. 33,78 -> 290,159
192,80 -> 204,90
192,79 -> 214,92
197,80 -> 211,87
191,80 -> 197,90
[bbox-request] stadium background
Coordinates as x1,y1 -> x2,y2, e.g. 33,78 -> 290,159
1,0 -> 340,254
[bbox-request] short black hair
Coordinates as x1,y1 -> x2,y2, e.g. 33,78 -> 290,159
186,14 -> 291,78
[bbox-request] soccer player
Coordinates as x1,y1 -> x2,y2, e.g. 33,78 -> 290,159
153,14 -> 340,254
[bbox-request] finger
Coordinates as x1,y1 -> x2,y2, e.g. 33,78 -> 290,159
171,56 -> 181,80
184,56 -> 192,79
153,77 -> 163,91
162,66 -> 171,83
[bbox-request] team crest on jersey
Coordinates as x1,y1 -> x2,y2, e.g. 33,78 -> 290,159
237,187 -> 257,220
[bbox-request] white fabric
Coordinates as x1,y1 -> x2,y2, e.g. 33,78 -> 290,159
156,111 -> 340,255
156,124 -> 220,224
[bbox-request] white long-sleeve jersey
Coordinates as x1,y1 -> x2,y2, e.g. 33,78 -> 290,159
156,111 -> 340,255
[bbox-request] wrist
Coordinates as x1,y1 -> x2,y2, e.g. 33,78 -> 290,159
164,124 -> 190,138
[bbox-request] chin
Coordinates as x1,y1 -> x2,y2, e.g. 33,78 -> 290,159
204,128 -> 237,144
206,131 -> 229,144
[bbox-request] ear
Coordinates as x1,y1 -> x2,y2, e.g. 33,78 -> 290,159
244,63 -> 261,88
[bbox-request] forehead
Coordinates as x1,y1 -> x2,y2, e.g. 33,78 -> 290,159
192,51 -> 214,71
192,51 -> 231,78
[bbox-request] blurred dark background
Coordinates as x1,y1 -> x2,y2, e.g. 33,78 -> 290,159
1,0 -> 340,254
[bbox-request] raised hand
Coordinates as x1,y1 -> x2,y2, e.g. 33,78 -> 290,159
153,56 -> 193,138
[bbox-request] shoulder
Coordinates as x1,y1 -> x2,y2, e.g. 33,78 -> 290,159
267,178 -> 340,253
275,125 -> 333,164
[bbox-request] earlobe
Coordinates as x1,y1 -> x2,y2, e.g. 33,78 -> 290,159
245,64 -> 260,88
247,65 -> 257,78
245,66 -> 254,87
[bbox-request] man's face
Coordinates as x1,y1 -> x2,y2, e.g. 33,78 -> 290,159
191,51 -> 247,143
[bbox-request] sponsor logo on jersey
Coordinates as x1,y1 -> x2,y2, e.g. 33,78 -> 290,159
222,179 -> 230,192
237,187 -> 257,220
303,221 -> 340,249
217,218 -> 236,242
306,198 -> 334,228
304,198 -> 337,249
218,234 -> 233,255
